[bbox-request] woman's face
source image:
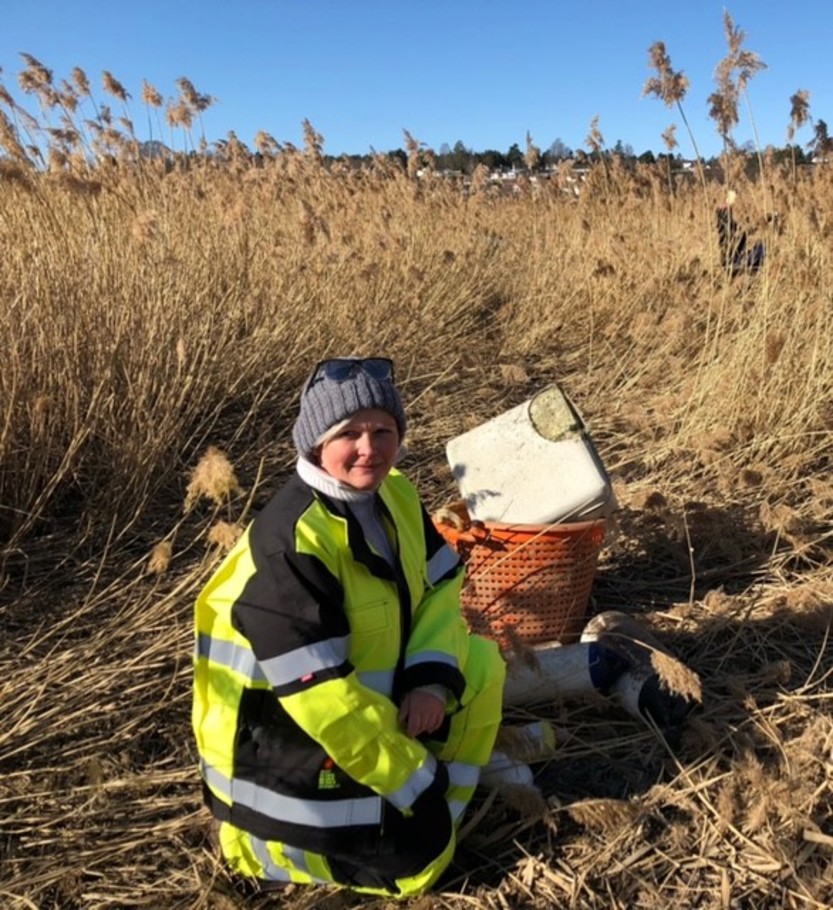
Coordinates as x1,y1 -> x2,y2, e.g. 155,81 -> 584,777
318,408 -> 400,491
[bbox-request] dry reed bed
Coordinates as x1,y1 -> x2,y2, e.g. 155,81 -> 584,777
1,148 -> 832,909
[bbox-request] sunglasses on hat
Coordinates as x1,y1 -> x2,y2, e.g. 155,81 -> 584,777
305,357 -> 394,392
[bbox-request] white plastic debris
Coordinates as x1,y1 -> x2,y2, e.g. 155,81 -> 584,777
446,384 -> 616,524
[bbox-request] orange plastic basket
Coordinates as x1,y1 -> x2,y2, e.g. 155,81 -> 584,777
436,514 -> 606,647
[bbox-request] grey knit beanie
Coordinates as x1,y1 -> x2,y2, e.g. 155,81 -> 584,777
292,361 -> 407,459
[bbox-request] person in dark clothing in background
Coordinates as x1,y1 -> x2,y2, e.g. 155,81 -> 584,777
716,190 -> 765,275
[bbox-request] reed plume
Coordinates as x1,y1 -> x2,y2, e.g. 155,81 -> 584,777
643,41 -> 689,107
207,520 -> 244,552
102,70 -> 130,102
650,649 -> 703,703
524,131 -> 541,170
643,40 -> 706,179
0,109 -> 31,164
787,89 -> 811,149
71,66 -> 90,96
146,541 -> 172,575
57,80 -> 79,113
175,76 -> 214,113
254,129 -> 280,156
403,129 -> 422,179
0,82 -> 15,108
788,90 -> 811,139
18,53 -> 53,90
708,11 -> 766,152
184,447 -> 244,512
302,118 -> 324,163
660,124 -> 678,190
585,115 -> 604,155
141,80 -> 163,107
166,99 -> 193,131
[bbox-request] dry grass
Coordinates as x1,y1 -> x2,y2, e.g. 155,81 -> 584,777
1,52 -> 832,910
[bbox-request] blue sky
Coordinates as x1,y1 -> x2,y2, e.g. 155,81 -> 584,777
2,1 -> 830,160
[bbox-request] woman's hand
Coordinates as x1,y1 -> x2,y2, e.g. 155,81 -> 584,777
399,689 -> 445,738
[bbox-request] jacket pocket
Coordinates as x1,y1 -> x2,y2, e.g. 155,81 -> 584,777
349,598 -> 393,635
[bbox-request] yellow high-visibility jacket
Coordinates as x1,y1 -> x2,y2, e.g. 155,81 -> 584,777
192,467 -> 474,873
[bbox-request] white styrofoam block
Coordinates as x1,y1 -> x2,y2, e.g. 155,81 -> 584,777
445,387 -> 615,525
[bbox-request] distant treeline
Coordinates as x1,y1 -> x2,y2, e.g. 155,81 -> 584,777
324,134 -> 827,175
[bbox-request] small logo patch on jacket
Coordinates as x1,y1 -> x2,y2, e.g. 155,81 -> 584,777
317,757 -> 339,790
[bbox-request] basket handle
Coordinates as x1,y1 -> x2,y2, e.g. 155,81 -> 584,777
451,523 -> 508,555
467,523 -> 490,542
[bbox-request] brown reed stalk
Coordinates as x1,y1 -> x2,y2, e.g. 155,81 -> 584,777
787,89 -> 811,181
708,11 -> 767,202
643,40 -> 708,198
524,131 -> 541,171
660,123 -> 677,192
254,129 -> 280,157
585,114 -> 604,157
71,65 -> 90,96
102,70 -> 130,103
302,118 -> 324,165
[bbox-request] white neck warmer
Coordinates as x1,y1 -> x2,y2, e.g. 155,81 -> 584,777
296,457 -> 395,565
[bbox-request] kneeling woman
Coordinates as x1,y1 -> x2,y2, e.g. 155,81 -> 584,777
192,357 -> 506,898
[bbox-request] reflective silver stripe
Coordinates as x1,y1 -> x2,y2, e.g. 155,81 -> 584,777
447,761 -> 480,789
448,798 -> 467,823
259,636 -> 350,687
427,544 -> 460,584
404,650 -> 459,671
386,753 -> 437,811
283,845 -> 312,876
356,668 -> 395,697
249,839 -> 328,884
250,837 -> 293,882
202,759 -> 382,827
196,632 -> 267,683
